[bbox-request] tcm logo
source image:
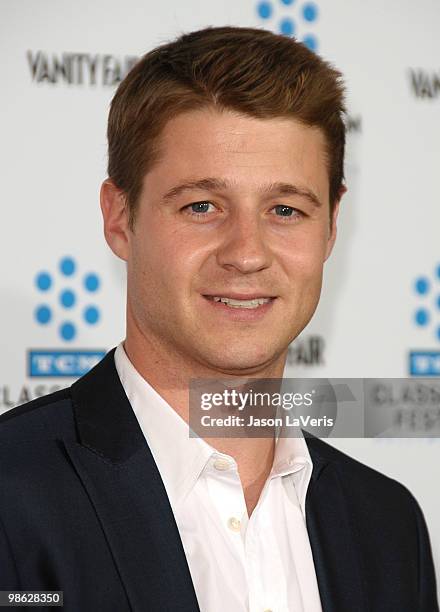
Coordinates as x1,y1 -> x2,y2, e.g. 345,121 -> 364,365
28,350 -> 105,378
256,0 -> 319,51
409,352 -> 440,377
410,264 -> 440,376
31,255 -> 105,378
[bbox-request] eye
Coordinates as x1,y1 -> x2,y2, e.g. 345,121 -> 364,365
183,201 -> 216,216
272,205 -> 303,220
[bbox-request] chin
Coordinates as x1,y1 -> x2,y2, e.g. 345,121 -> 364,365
199,344 -> 280,375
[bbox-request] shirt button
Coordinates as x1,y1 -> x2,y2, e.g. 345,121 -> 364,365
213,458 -> 231,471
227,517 -> 241,532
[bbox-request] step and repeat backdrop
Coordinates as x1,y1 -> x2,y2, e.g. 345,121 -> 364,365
1,0 -> 439,592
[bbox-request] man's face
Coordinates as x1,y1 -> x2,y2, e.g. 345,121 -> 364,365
114,108 -> 340,374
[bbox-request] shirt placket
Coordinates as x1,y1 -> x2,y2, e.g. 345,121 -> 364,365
205,454 -> 249,565
245,477 -> 288,612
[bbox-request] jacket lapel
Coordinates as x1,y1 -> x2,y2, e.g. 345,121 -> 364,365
63,349 -> 200,612
305,435 -> 369,612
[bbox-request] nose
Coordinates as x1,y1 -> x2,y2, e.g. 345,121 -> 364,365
216,210 -> 272,274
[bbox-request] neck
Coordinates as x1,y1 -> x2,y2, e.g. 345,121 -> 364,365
124,315 -> 287,422
124,321 -> 287,517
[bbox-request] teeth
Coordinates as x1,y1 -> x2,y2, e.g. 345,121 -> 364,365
212,296 -> 271,309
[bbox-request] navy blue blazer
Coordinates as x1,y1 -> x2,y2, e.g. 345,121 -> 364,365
0,349 -> 438,611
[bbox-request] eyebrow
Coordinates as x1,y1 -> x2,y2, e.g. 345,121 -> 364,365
161,177 -> 323,207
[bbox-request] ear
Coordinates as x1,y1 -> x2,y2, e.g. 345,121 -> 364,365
324,184 -> 347,261
100,179 -> 130,262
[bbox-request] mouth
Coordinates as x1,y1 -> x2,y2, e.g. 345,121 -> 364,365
203,295 -> 276,310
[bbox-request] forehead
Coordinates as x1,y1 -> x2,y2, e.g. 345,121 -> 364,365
145,108 -> 329,200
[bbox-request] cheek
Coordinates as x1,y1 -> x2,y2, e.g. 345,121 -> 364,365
131,222 -> 201,297
279,229 -> 328,280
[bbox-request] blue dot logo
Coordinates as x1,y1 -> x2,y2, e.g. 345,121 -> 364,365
302,2 -> 318,22
60,289 -> 76,308
280,17 -> 295,36
415,308 -> 429,326
302,33 -> 317,51
60,256 -> 76,277
84,273 -> 100,292
415,277 -> 429,295
412,264 -> 440,343
60,321 -> 76,342
34,255 -> 102,342
255,0 -> 320,50
35,305 -> 52,324
36,272 -> 52,292
257,1 -> 273,19
84,305 -> 100,325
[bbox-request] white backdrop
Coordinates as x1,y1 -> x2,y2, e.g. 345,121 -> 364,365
1,0 -> 439,596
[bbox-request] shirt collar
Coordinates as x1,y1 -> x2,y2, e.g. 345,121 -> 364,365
114,342 -> 313,514
271,433 -> 313,514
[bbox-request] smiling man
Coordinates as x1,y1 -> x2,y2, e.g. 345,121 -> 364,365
0,26 -> 438,612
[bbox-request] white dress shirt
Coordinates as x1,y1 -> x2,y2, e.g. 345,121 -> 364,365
114,343 -> 323,612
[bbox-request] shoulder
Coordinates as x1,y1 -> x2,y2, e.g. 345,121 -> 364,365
305,435 -> 421,510
0,349 -> 119,441
0,387 -> 74,442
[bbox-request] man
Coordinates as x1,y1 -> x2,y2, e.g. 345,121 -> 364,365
0,26 -> 438,612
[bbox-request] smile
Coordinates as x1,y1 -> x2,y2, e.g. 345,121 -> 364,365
204,295 -> 274,309
212,296 -> 271,309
